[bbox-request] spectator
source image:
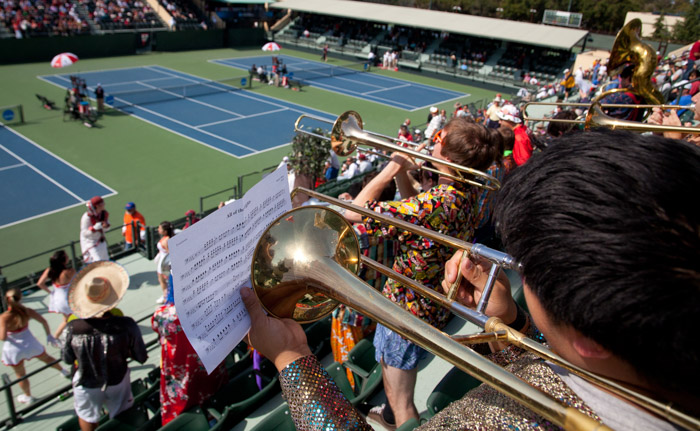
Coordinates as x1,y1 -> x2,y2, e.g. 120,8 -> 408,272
183,210 -> 199,229
424,109 -> 446,141
322,44 -> 329,62
497,104 -> 533,166
122,202 -> 146,251
63,261 -> 147,431
426,106 -> 437,124
36,250 -> 76,338
94,84 -> 104,113
485,97 -> 501,128
152,275 -> 227,425
357,153 -> 372,174
155,221 -> 173,304
80,196 -> 110,263
325,151 -> 341,181
1,288 -> 68,405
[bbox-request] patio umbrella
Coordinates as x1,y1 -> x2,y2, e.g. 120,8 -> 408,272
261,42 -> 281,52
51,52 -> 79,68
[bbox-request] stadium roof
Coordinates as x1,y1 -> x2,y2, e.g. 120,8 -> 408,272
270,0 -> 589,51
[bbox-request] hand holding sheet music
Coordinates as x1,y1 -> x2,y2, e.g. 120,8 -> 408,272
169,166 -> 292,373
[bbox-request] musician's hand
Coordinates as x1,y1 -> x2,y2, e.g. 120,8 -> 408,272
441,251 -> 517,325
240,286 -> 312,372
647,107 -> 663,129
661,109 -> 683,140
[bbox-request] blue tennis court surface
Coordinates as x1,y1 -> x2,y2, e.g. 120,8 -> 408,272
210,55 -> 468,111
0,125 -> 115,229
39,66 -> 336,158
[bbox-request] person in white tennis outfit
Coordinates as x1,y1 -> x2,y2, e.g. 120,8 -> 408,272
0,288 -> 69,404
37,249 -> 76,338
80,196 -> 110,263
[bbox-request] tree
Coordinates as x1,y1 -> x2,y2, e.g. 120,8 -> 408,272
651,13 -> 670,41
288,128 -> 331,207
672,1 -> 700,43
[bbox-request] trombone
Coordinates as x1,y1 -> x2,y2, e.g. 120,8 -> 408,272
251,189 -> 699,431
523,101 -> 696,124
294,110 -> 501,191
523,100 -> 700,134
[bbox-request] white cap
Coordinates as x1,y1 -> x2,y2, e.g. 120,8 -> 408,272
282,156 -> 289,162
414,128 -> 421,134
429,106 -> 438,113
564,68 -> 570,73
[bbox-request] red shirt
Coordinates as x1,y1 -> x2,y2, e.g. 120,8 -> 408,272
690,40 -> 700,61
513,125 -> 533,166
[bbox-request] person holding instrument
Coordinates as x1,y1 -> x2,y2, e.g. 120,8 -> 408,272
338,117 -> 496,428
241,129 -> 699,430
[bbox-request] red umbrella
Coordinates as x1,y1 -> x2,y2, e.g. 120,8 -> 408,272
262,42 -> 281,52
51,52 -> 79,68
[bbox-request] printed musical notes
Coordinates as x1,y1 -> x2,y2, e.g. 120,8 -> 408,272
169,166 -> 292,373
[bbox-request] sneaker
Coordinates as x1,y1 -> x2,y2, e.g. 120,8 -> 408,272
61,368 -> 71,378
367,404 -> 396,430
16,394 -> 36,404
156,296 -> 166,304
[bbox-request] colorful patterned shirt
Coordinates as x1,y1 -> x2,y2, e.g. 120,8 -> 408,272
363,182 -> 478,329
151,305 -> 228,425
476,161 -> 505,228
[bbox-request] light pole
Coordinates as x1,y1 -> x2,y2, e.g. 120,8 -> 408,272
529,9 -> 537,22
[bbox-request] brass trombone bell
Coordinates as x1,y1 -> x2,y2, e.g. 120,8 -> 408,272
251,199 -> 700,430
294,111 -> 501,191
251,205 -> 608,431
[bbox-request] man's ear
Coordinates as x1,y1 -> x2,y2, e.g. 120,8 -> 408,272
572,334 -> 611,359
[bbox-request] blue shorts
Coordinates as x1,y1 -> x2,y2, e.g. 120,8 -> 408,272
373,323 -> 426,370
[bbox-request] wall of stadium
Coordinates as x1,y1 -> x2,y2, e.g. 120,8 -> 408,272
0,28 -> 265,64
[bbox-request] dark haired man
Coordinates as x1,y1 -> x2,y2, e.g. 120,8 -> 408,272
241,129 -> 699,430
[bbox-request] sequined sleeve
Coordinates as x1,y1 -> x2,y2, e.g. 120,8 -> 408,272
279,355 -> 372,431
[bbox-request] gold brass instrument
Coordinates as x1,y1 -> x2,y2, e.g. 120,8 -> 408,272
522,18 -> 700,134
523,101 -> 696,123
294,110 -> 501,191
251,189 -> 700,430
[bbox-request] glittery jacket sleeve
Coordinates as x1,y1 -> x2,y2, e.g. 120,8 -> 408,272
280,355 -> 372,431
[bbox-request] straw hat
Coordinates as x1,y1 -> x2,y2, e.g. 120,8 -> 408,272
68,261 -> 129,318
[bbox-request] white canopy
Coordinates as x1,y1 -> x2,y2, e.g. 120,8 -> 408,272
271,0 -> 589,50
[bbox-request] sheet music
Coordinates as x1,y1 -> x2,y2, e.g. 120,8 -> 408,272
169,166 -> 292,373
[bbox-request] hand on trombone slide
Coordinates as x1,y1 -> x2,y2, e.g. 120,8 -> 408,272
441,252 -> 522,334
646,107 -> 685,140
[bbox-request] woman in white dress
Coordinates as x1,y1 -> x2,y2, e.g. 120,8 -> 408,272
37,250 -> 75,338
0,288 -> 69,404
155,221 -> 174,304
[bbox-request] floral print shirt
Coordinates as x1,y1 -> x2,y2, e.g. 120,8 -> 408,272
363,182 -> 478,329
151,305 -> 228,425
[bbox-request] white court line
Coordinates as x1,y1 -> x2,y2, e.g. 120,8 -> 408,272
0,163 -> 25,172
0,143 -> 84,203
37,75 -> 255,158
0,200 -> 90,230
136,80 -> 245,119
196,108 -> 288,128
364,83 -> 412,95
149,66 -> 337,119
115,96 -> 257,152
0,122 -> 117,196
213,56 -> 467,96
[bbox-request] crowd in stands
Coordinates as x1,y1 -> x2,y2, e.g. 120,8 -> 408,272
158,0 -> 206,30
1,0 -> 88,37
80,0 -> 162,30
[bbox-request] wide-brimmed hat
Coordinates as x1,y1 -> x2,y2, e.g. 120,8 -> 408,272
497,104 -> 522,124
68,261 -> 129,318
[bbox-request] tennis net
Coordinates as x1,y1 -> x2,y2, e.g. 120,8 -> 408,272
287,61 -> 368,83
106,77 -> 250,109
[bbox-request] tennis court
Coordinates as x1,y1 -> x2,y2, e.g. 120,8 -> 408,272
0,124 -> 115,228
210,55 -> 468,111
38,65 -> 336,158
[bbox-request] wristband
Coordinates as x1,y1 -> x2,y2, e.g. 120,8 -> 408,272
508,304 -> 528,332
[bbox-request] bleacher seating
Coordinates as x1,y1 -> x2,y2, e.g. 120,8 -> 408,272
0,0 -> 89,37
80,0 -> 163,30
158,0 -> 207,30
